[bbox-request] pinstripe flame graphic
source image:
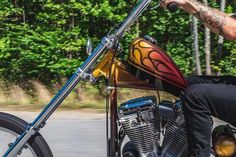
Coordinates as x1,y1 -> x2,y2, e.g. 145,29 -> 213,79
128,38 -> 187,89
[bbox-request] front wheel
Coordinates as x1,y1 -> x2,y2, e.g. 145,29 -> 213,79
0,112 -> 53,157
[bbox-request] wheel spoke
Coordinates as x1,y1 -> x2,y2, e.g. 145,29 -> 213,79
0,127 -> 37,157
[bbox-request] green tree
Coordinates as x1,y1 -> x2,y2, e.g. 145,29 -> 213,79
0,0 -> 235,84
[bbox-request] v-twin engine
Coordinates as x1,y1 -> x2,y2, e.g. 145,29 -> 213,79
118,96 -> 187,157
119,96 -> 160,156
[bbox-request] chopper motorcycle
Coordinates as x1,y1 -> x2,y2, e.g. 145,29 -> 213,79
1,0 -> 236,157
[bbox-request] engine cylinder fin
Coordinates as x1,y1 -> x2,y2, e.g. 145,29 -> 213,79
161,114 -> 188,157
119,96 -> 160,155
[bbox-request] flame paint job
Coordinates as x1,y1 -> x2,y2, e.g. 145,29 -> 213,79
128,38 -> 187,89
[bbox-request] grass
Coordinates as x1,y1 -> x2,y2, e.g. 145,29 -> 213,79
0,80 -> 176,111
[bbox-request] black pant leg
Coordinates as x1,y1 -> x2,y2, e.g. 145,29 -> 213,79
187,75 -> 236,86
183,77 -> 236,157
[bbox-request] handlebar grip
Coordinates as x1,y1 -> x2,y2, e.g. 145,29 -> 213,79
167,3 -> 178,13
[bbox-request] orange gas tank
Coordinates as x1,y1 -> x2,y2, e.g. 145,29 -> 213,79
127,38 -> 187,96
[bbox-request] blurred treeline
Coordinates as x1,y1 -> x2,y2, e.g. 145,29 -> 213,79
0,0 -> 235,85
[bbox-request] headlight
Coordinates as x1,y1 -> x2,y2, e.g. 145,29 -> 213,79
214,135 -> 236,157
212,125 -> 236,157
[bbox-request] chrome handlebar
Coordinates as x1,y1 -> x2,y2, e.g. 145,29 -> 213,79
114,0 -> 152,38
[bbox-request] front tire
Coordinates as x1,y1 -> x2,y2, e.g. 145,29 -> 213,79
0,112 -> 53,157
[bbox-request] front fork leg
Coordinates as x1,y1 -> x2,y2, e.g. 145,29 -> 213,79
3,72 -> 83,157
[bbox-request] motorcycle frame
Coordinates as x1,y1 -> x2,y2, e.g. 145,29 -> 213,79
3,0 -> 153,156
103,54 -> 156,156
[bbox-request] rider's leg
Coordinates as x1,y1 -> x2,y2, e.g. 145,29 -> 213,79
182,83 -> 236,157
187,75 -> 236,86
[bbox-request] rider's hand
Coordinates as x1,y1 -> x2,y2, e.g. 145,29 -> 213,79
160,0 -> 188,9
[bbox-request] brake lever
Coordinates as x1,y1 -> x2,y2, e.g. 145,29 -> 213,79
146,0 -> 161,11
148,3 -> 160,10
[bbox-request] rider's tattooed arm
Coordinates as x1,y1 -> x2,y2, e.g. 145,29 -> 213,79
183,0 -> 236,40
190,0 -> 226,35
161,0 -> 236,40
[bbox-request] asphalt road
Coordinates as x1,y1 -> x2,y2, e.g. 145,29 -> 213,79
3,110 -> 107,157
1,110 -> 227,157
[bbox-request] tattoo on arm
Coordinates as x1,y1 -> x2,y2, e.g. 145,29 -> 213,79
190,0 -> 227,35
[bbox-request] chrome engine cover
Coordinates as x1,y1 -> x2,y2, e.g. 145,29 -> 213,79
118,96 -> 160,156
119,97 -> 188,157
158,100 -> 188,157
161,113 -> 187,157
